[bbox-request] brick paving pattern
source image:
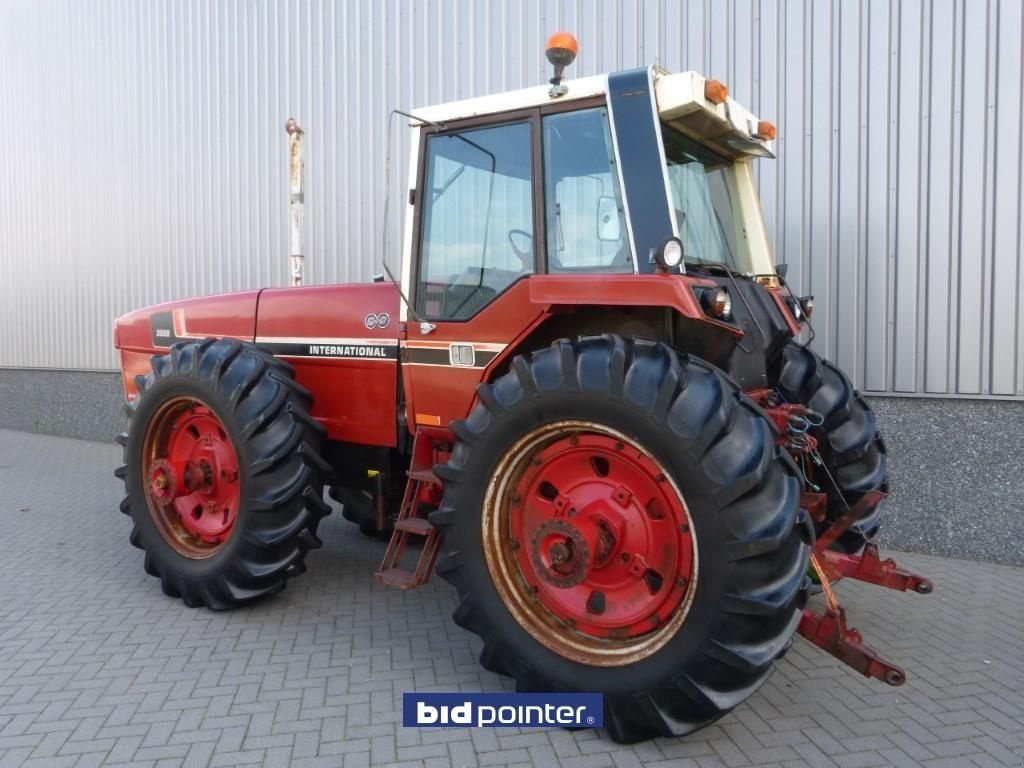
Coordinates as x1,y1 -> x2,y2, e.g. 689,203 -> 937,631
1,429 -> 1022,767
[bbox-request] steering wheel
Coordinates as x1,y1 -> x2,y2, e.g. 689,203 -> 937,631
508,229 -> 533,265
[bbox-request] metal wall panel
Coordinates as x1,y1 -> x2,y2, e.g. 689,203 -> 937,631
0,0 -> 1021,396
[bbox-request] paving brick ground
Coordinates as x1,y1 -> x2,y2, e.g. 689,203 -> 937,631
0,428 -> 1022,768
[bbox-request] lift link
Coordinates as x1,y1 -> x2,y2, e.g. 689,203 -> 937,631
375,428 -> 448,589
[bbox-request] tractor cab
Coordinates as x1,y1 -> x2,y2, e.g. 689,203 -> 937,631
397,41 -> 803,428
400,50 -> 779,293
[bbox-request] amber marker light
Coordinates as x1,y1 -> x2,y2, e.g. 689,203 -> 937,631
756,120 -> 777,140
704,78 -> 728,104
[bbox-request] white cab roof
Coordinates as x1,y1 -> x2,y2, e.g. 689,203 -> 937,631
410,68 -> 774,159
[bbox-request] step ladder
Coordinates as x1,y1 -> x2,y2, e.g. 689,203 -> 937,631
375,431 -> 446,590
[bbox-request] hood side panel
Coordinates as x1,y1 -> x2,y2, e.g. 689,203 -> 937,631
255,282 -> 401,447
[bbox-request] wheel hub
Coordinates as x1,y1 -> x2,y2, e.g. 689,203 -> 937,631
483,422 -> 698,666
141,398 -> 241,557
148,459 -> 178,504
531,519 -> 594,588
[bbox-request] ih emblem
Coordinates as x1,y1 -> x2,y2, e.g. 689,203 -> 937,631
364,312 -> 390,330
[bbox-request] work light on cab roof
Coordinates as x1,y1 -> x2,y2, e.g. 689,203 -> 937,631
111,27 -> 929,747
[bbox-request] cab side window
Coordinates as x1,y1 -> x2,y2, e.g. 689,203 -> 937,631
542,107 -> 631,272
416,121 -> 534,320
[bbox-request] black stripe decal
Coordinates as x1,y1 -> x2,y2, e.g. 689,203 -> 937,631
404,347 -> 500,368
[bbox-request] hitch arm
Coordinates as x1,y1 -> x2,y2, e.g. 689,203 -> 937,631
818,544 -> 934,594
790,469 -> 934,686
811,490 -> 934,594
799,604 -> 906,686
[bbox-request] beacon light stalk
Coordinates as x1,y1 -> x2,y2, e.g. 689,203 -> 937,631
546,32 -> 578,97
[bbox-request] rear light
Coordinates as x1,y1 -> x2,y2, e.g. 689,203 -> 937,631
785,295 -> 813,322
704,79 -> 728,105
700,287 -> 732,320
799,295 -> 814,319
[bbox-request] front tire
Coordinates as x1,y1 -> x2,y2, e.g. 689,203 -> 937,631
115,338 -> 332,610
432,336 -> 811,743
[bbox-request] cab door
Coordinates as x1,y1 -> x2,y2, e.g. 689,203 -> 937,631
402,111 -> 546,429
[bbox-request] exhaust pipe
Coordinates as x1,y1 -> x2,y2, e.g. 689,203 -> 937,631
285,118 -> 305,286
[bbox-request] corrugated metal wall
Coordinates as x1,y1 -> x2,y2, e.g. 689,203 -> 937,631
1,0 -> 1021,397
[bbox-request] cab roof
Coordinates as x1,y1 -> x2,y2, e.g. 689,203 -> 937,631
411,67 -> 775,161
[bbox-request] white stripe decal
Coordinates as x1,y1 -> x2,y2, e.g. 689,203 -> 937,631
402,341 -> 508,351
256,336 -> 398,346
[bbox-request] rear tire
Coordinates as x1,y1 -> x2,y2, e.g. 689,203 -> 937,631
432,336 -> 812,743
776,342 -> 888,552
115,338 -> 332,610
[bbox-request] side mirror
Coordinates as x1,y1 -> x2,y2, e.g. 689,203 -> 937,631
597,196 -> 621,241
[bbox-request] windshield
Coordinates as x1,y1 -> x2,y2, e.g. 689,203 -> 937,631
661,125 -> 740,270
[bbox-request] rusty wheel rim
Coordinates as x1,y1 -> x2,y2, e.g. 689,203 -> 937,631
141,396 -> 241,559
482,420 -> 698,666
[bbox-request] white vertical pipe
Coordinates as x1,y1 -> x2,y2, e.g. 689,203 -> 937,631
285,117 -> 304,286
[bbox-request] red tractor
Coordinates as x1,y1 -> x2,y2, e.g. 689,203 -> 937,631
113,35 -> 930,743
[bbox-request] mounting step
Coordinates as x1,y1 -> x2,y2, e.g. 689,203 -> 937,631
376,567 -> 420,590
375,429 -> 445,590
394,517 -> 434,536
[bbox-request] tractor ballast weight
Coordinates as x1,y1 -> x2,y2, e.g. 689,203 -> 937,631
113,34 -> 928,743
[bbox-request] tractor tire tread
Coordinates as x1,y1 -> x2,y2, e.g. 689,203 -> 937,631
430,335 -> 809,743
116,338 -> 330,610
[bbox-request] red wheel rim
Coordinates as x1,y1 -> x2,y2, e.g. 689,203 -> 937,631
482,421 -> 698,666
141,396 -> 241,558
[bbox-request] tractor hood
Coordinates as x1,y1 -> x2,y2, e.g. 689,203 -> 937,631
114,290 -> 261,354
